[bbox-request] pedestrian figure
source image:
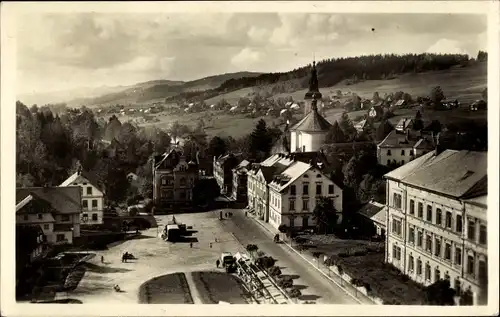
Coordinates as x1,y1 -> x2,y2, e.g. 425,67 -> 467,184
210,243 -> 213,248
215,238 -> 218,243
216,259 -> 220,268
245,211 -> 247,217
101,255 -> 104,263
190,242 -> 193,248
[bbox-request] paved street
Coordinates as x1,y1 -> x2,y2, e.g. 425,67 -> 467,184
220,208 -> 359,304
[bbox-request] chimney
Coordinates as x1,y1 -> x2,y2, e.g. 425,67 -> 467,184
435,132 -> 444,155
406,129 -> 410,142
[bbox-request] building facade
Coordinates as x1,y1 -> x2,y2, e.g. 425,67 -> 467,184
60,169 -> 104,225
267,161 -> 343,231
384,149 -> 487,304
377,130 -> 435,166
16,186 -> 82,244
213,153 -> 242,195
231,159 -> 251,203
153,148 -> 199,211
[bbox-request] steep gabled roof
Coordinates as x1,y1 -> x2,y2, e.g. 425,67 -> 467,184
289,109 -> 332,132
60,170 -> 104,192
16,186 -> 82,215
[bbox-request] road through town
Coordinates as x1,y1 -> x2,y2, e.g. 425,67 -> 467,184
220,209 -> 360,304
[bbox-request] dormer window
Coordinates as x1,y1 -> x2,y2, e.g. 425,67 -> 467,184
316,174 -> 321,178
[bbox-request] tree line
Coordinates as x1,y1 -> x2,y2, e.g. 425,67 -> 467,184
166,52 -> 478,103
16,101 -> 283,205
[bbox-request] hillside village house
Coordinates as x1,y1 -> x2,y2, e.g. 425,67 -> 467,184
213,153 -> 242,195
153,147 -> 199,211
60,169 -> 104,225
231,159 -> 251,204
384,149 -> 487,304
377,129 -> 435,167
16,186 -> 82,245
267,160 -> 343,231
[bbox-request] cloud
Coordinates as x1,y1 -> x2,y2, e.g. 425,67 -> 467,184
231,48 -> 264,68
14,12 -> 488,94
426,38 -> 471,55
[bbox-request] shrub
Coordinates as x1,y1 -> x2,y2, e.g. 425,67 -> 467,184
278,224 -> 288,233
338,253 -> 348,258
256,251 -> 266,257
353,251 -> 367,256
287,288 -> 302,298
364,282 -> 372,292
277,276 -> 293,288
268,266 -> 282,277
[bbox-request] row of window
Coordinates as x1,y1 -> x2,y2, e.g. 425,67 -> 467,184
407,226 -> 462,265
289,198 -> 323,211
393,195 -> 487,245
160,177 -> 190,186
160,190 -> 190,199
386,149 -> 415,157
73,183 -> 94,196
82,199 -> 99,209
82,213 -> 99,222
289,183 -> 334,196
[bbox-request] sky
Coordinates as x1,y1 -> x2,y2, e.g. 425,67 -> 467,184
16,12 -> 487,95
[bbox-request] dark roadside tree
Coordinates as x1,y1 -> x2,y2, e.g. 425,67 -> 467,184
168,121 -> 191,145
312,197 -> 338,234
325,121 -> 346,144
312,251 -> 323,268
338,112 -> 357,142
374,119 -> 394,141
413,110 -> 424,131
430,86 -> 445,108
207,136 -> 227,160
249,119 -> 272,161
425,119 -> 442,135
246,244 -> 259,258
424,279 -> 456,306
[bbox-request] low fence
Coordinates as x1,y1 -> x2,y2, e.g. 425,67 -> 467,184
327,264 -> 384,305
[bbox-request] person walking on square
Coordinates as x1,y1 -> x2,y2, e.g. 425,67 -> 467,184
210,242 -> 213,248
216,259 -> 220,268
190,242 -> 193,248
101,255 -> 104,263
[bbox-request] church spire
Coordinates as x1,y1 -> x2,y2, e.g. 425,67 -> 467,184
308,60 -> 319,93
311,94 -> 318,112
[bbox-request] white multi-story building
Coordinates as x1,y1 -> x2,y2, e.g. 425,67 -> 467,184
384,149 -> 487,304
60,169 -> 105,225
16,186 -> 82,244
268,161 -> 342,230
377,130 -> 435,166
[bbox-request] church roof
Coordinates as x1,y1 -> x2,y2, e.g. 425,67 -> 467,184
289,108 -> 332,132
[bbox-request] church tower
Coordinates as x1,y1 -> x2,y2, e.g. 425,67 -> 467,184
303,60 -> 322,116
289,94 -> 332,153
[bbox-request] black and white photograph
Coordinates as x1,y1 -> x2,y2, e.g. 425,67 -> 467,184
1,1 -> 498,316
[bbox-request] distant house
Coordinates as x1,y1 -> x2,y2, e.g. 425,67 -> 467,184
231,160 -> 252,204
153,147 -> 199,211
377,130 -> 435,166
368,105 -> 384,119
395,118 -> 414,133
354,119 -> 368,133
470,100 -> 487,111
357,200 -> 387,237
213,153 -> 243,195
16,224 -> 47,266
60,169 -> 105,226
16,186 -> 82,245
393,99 -> 407,108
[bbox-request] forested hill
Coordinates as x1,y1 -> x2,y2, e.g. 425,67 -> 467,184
166,52 -> 487,103
30,51 -> 487,107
